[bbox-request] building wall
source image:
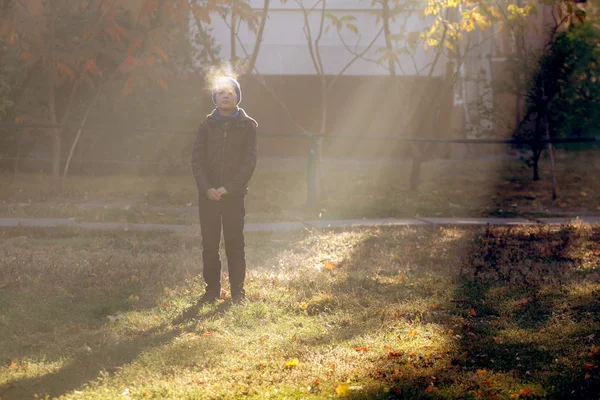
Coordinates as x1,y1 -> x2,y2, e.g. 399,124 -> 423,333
204,0 -> 447,77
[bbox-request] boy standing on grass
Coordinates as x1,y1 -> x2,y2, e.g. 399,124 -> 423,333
191,76 -> 258,305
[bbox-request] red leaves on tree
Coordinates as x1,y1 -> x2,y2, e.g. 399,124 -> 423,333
57,62 -> 75,80
84,59 -> 103,78
119,56 -> 138,73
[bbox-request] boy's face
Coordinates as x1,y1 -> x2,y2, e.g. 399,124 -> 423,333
214,82 -> 237,112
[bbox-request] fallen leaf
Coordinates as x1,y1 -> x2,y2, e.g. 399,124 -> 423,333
284,358 -> 299,368
9,359 -> 18,369
468,309 -> 477,317
354,346 -> 369,352
477,369 -> 487,375
201,332 -> 215,337
384,345 -> 392,350
324,261 -> 336,271
335,384 -> 349,396
582,363 -> 597,370
408,330 -> 418,337
388,352 -> 402,358
585,373 -> 591,379
425,384 -> 434,393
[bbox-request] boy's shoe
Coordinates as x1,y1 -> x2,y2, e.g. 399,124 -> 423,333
231,294 -> 247,304
198,292 -> 220,305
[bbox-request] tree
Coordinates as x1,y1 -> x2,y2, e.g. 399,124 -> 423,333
515,19 -> 599,187
292,0 -> 383,204
1,0 -> 199,181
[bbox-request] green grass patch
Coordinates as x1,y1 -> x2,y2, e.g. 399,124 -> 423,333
1,223 -> 599,398
1,149 -> 599,224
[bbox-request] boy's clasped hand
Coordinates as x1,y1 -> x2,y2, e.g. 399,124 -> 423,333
205,187 -> 228,201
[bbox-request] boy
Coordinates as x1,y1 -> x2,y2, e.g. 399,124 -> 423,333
191,76 -> 258,304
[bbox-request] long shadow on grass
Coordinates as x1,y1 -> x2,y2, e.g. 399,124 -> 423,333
304,224 -> 600,399
0,301 -> 234,399
0,228 -> 295,399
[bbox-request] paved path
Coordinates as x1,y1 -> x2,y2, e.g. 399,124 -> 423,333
1,216 -> 599,232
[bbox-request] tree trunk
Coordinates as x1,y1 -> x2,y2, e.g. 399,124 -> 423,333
532,148 -> 541,181
382,0 -> 396,77
409,144 -> 422,190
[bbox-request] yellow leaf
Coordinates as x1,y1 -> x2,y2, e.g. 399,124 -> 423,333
284,358 -> 299,368
324,261 -> 336,270
298,302 -> 308,310
335,384 -> 349,396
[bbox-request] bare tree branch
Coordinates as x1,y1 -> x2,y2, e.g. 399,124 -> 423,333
329,27 -> 384,90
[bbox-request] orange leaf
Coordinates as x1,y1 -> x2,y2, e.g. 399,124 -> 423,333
388,352 -> 402,358
468,308 -> 477,317
201,331 -> 215,337
120,56 -> 138,73
84,59 -> 103,78
354,346 -> 369,352
383,345 -> 392,350
582,363 -> 597,370
330,363 -> 336,371
154,46 -> 169,62
157,79 -> 168,92
57,62 -> 75,79
8,359 -> 18,369
324,261 -> 335,270
425,384 -> 434,393
476,369 -> 487,375
162,301 -> 171,309
517,388 -> 532,397
408,330 -> 418,337
20,51 -> 33,61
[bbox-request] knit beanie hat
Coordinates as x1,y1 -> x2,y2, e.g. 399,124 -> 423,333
212,77 -> 242,105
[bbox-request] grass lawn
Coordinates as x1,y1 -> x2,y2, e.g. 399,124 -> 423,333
0,149 -> 599,224
1,222 -> 600,399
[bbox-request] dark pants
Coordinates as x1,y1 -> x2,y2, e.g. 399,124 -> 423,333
198,194 -> 246,297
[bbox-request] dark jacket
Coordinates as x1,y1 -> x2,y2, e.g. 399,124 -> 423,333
192,108 -> 258,196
